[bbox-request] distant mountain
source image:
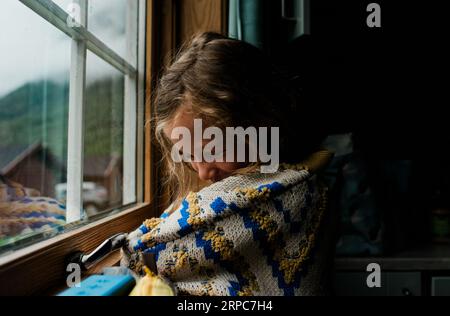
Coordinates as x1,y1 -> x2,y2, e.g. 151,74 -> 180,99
0,76 -> 124,163
0,80 -> 69,120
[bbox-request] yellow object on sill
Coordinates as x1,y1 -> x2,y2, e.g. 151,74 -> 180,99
129,266 -> 176,296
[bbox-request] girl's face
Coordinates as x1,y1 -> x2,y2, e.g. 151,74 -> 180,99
164,107 -> 245,183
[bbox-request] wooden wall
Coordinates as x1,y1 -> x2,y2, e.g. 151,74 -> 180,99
156,0 -> 228,67
178,0 -> 228,44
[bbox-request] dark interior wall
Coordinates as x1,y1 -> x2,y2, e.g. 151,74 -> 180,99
254,0 -> 450,252
306,0 -> 449,157
253,1 -> 448,159
310,1 -> 450,252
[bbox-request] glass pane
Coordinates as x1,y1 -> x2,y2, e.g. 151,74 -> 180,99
88,0 -> 128,59
53,0 -> 132,61
51,0 -> 73,13
0,0 -> 70,250
83,51 -> 124,218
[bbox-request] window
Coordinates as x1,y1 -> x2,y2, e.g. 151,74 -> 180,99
0,0 -> 229,295
0,0 -> 146,255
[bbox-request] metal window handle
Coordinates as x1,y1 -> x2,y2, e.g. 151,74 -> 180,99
67,233 -> 128,271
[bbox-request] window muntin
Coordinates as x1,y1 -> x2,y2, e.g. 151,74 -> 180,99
0,0 -> 145,256
83,51 -> 125,216
53,0 -> 128,59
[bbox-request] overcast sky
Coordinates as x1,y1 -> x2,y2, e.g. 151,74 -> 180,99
0,0 -> 127,98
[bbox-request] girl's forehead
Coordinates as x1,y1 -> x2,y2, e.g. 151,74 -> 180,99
163,107 -> 196,137
165,102 -> 219,133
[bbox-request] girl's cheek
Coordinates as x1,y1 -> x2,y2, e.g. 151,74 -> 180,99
219,162 -> 242,173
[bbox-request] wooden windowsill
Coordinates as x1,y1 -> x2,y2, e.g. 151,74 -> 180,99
0,203 -> 153,296
48,249 -> 123,296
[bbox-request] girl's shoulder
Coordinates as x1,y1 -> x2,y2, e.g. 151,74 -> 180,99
279,149 -> 334,174
194,150 -> 333,203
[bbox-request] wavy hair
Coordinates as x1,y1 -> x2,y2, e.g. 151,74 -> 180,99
151,32 -> 325,211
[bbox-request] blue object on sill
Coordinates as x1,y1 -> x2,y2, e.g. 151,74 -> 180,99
58,274 -> 135,296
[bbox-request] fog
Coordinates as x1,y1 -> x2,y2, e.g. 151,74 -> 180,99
0,0 -> 127,98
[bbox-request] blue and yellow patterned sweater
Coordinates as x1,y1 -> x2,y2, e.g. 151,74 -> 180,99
0,177 -> 65,246
123,151 -> 332,296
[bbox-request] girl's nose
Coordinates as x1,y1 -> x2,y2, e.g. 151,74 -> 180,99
194,163 -> 218,182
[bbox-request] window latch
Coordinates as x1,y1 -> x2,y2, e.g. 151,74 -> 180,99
67,233 -> 128,271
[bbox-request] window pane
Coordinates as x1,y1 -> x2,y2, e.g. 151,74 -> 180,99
88,0 -> 128,59
83,51 -> 124,218
1,0 -> 140,256
53,0 -> 132,61
0,0 -> 70,250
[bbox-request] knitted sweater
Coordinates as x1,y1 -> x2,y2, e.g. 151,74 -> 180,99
0,177 -> 66,245
123,151 -> 333,296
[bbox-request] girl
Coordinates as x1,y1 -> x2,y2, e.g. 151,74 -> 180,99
123,32 -> 334,296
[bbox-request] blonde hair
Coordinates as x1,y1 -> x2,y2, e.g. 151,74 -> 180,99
151,32 -> 324,211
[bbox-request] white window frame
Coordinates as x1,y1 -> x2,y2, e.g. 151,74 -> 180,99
18,0 -> 146,222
